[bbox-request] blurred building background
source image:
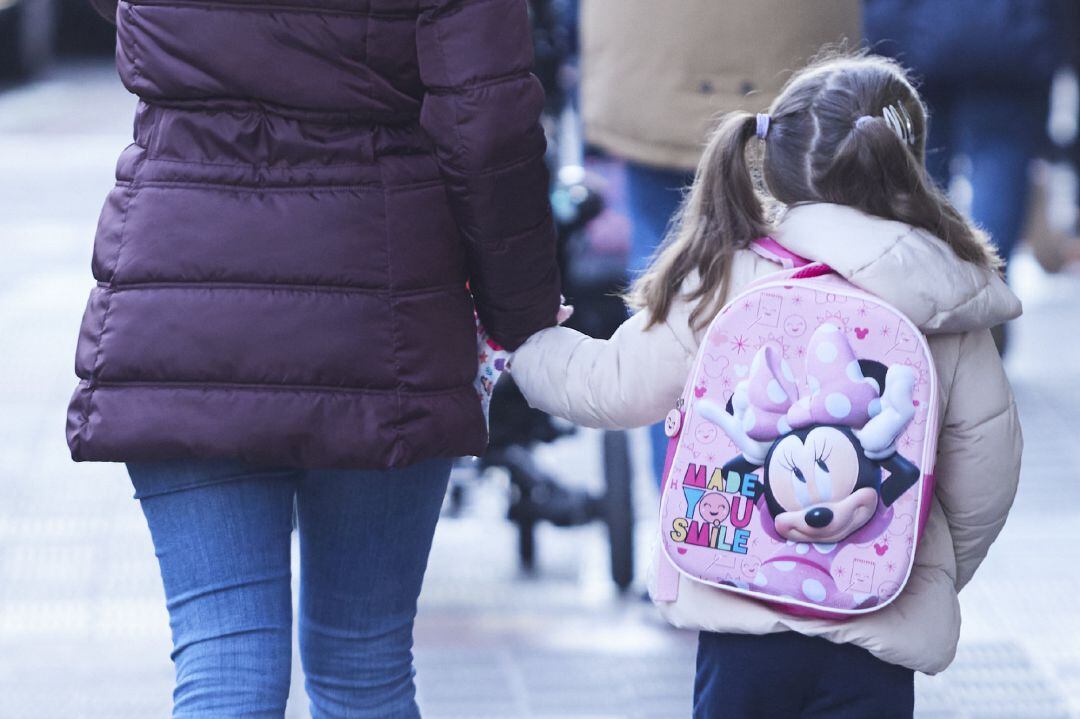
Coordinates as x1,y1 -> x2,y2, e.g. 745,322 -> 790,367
1,2 -> 1080,718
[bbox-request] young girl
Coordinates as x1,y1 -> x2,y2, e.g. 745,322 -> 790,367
510,54 -> 1023,718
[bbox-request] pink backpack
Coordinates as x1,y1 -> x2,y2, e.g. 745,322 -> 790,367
654,238 -> 939,618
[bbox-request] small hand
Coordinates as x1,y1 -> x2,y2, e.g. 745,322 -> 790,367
854,364 -> 916,460
698,390 -> 771,466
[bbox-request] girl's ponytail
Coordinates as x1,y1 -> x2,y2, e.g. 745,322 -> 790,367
818,113 -> 1002,271
629,111 -> 770,329
701,111 -> 769,251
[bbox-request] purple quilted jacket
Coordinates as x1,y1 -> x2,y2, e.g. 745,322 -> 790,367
68,0 -> 561,468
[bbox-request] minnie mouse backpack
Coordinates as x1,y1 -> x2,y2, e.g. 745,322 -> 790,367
653,238 -> 938,618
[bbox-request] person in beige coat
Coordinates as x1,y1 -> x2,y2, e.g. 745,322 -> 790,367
581,0 -> 861,171
580,0 -> 861,487
512,54 -> 1022,717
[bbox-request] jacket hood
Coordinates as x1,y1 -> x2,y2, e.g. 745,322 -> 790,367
772,203 -> 1022,334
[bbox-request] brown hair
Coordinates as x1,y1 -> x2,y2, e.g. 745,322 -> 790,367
629,52 -> 1002,330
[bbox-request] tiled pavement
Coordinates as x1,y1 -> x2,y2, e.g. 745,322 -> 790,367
1,62 -> 1078,718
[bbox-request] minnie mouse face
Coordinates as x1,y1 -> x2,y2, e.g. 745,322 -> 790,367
698,324 -> 923,545
763,426 -> 880,543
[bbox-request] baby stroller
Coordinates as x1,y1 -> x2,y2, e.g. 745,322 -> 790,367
481,152 -> 630,587
450,0 -> 637,590
479,154 -> 635,591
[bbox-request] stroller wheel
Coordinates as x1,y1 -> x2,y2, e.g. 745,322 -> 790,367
503,456 -> 540,573
602,430 -> 634,591
517,515 -> 537,572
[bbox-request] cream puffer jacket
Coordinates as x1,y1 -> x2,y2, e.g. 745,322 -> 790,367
511,203 -> 1023,674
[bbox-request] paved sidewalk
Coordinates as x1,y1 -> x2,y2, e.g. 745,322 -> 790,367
1,63 -> 1078,719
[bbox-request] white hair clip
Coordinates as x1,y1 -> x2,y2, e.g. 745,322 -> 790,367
856,102 -> 915,145
881,103 -> 915,145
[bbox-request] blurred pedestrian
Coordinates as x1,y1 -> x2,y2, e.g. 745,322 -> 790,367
865,0 -> 1070,348
864,0 -> 1067,262
579,0 -> 860,484
67,0 -> 560,716
511,54 -> 1022,718
1026,2 -> 1080,274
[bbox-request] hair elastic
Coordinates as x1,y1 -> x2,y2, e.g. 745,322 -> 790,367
755,113 -> 771,140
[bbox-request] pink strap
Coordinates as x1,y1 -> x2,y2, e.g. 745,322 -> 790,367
750,237 -> 811,269
654,415 -> 683,601
750,237 -> 835,280
654,544 -> 681,601
790,263 -> 834,279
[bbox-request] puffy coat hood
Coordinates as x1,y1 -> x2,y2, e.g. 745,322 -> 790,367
772,203 -> 1022,334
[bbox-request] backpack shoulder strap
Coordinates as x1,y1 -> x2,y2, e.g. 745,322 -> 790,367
750,236 -> 811,269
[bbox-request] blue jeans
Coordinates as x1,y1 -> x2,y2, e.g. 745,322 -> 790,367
624,162 -> 694,485
127,457 -> 453,719
694,632 -> 914,718
625,162 -> 693,277
923,86 -> 1050,263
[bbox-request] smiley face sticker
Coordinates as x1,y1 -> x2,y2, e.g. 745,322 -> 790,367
697,492 -> 731,526
694,421 -> 718,444
664,409 -> 682,437
783,315 -> 807,337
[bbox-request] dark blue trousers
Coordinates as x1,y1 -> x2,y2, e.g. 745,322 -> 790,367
694,631 -> 914,719
922,86 -> 1050,264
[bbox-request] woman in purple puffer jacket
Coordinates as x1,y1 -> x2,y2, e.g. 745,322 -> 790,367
68,0 -> 561,715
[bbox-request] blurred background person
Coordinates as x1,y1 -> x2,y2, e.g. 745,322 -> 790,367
1027,0 -> 1080,273
577,0 -> 860,485
865,0 -> 1073,351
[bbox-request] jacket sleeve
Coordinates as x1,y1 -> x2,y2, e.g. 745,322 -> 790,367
509,309 -> 696,429
88,0 -> 117,23
933,329 -> 1022,591
416,0 -> 561,351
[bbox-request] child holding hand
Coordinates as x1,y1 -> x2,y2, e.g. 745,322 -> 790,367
510,54 -> 1023,718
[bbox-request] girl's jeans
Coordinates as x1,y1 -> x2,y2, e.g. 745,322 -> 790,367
127,457 -> 453,719
694,631 -> 915,719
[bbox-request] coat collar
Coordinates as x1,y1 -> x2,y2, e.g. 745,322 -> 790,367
770,203 -> 1022,333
